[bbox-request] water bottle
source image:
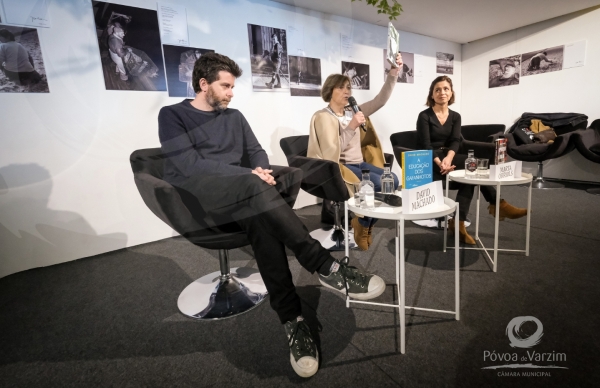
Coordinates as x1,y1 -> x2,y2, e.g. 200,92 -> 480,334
465,149 -> 477,179
381,163 -> 395,194
359,169 -> 375,209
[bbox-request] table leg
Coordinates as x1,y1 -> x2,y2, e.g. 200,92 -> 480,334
444,174 -> 450,252
345,201 -> 350,308
443,214 -> 447,253
455,204 -> 460,320
475,185 -> 480,239
493,183 -> 501,272
526,180 -> 532,256
398,219 -> 405,354
344,202 -> 349,258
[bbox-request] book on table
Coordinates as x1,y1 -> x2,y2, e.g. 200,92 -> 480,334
401,150 -> 433,189
495,137 -> 508,164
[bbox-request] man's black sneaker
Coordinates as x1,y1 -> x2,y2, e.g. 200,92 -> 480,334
265,81 -> 273,89
318,257 -> 385,300
284,317 -> 319,378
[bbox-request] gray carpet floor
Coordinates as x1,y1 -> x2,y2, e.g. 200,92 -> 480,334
1,183 -> 599,387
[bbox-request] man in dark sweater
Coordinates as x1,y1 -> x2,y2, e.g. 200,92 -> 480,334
158,53 -> 385,378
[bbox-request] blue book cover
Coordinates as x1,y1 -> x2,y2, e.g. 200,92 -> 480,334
401,150 -> 433,189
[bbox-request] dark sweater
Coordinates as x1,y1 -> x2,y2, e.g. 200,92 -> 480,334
416,108 -> 462,158
158,100 -> 270,184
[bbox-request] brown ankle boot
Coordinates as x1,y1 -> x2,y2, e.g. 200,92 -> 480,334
351,217 -> 369,251
488,199 -> 528,220
367,225 -> 374,247
448,218 -> 476,245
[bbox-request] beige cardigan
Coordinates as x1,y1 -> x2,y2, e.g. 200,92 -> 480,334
307,73 -> 397,195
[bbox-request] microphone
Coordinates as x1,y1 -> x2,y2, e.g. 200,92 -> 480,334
347,96 -> 366,132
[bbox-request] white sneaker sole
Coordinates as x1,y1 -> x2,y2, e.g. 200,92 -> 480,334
319,275 -> 385,301
290,352 -> 319,378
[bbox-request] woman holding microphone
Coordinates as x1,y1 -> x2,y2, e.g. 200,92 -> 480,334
307,53 -> 402,251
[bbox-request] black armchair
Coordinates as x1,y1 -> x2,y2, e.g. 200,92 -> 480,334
505,120 -> 587,189
503,113 -> 588,189
279,135 -> 395,251
130,148 -> 301,320
389,130 -> 494,228
389,130 -> 495,170
461,124 -> 506,143
573,119 -> 600,195
280,135 -> 352,250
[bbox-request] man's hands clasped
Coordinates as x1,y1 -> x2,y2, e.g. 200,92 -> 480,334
252,167 -> 276,185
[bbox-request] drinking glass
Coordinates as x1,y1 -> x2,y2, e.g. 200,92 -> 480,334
352,182 -> 362,206
477,159 -> 489,179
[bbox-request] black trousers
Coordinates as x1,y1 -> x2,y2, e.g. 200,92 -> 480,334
433,150 -> 497,221
174,169 -> 331,324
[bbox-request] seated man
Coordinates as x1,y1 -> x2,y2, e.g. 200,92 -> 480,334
158,52 -> 385,378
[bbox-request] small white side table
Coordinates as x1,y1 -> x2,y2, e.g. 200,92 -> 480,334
344,196 -> 459,354
445,170 -> 533,272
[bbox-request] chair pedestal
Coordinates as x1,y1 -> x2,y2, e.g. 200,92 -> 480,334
178,250 -> 268,320
587,188 -> 600,195
533,161 -> 564,189
310,201 -> 356,251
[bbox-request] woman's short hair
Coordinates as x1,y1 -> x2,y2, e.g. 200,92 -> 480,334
0,29 -> 16,42
426,75 -> 455,107
321,74 -> 351,103
192,52 -> 242,94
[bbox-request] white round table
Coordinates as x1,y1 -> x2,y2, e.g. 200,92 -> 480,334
446,170 -> 533,272
344,195 -> 460,354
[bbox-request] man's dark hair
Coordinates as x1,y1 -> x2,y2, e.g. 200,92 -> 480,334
0,29 -> 16,42
543,51 -> 547,55
192,52 -> 242,94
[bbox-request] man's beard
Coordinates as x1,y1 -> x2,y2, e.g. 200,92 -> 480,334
206,87 -> 230,112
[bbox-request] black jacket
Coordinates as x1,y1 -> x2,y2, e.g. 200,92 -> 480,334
508,112 -> 588,136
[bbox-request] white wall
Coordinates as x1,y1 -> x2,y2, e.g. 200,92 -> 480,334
0,0 -> 461,277
461,6 -> 600,182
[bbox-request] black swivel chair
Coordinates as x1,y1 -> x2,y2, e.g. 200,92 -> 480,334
130,148 -> 302,320
505,121 -> 587,189
389,130 -> 496,168
504,114 -> 588,189
389,130 -> 495,228
573,119 -> 600,195
279,135 -> 394,251
461,124 -> 506,143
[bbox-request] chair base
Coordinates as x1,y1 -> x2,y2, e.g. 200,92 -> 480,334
533,179 -> 564,189
412,218 -> 470,228
587,187 -> 600,195
178,267 -> 268,320
310,226 -> 356,251
533,161 -> 563,189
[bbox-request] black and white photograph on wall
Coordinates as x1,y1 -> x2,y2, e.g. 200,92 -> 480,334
488,55 -> 521,88
521,46 -> 564,77
436,52 -> 454,74
342,61 -> 369,90
288,56 -> 321,97
247,24 -> 289,91
163,45 -> 213,98
92,1 -> 166,91
0,24 -> 49,93
383,49 -> 414,83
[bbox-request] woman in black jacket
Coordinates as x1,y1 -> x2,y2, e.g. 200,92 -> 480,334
416,76 -> 527,244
